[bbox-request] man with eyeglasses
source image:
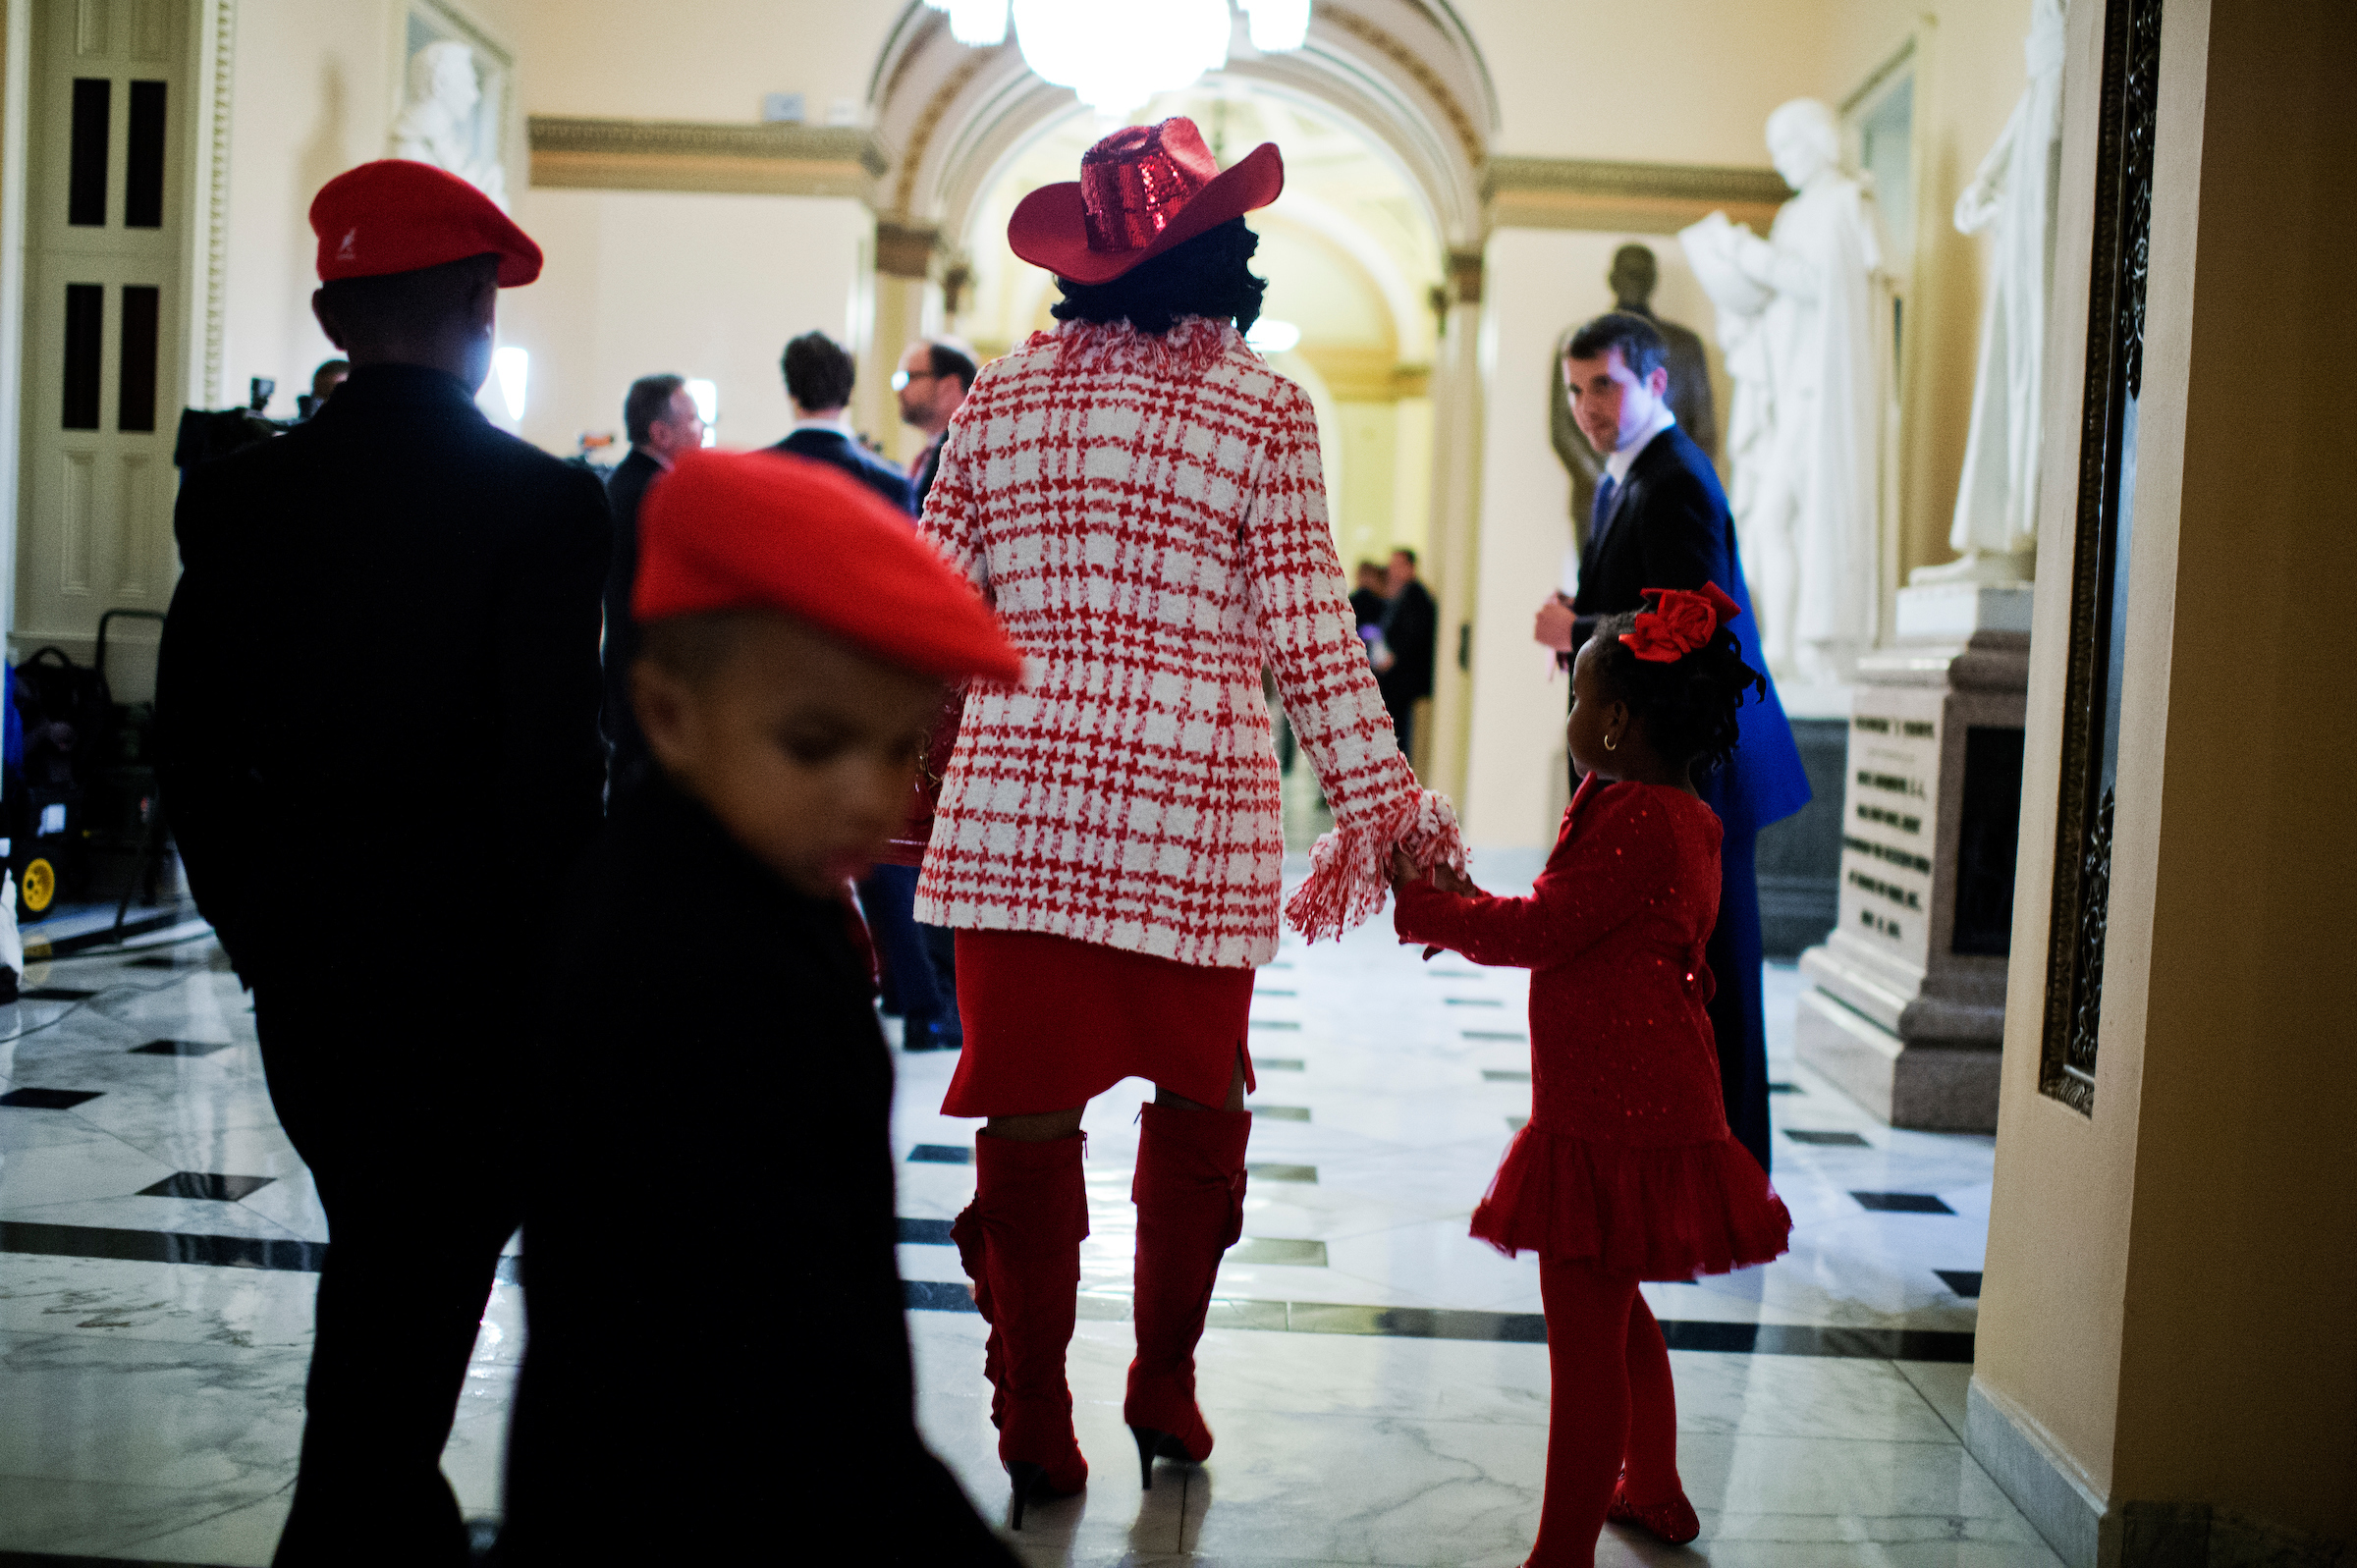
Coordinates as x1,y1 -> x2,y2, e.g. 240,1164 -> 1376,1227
894,339 -> 978,519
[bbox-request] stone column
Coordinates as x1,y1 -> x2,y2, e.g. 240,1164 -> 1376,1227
1793,582 -> 2031,1131
1422,251 -> 1485,803
861,220 -> 936,469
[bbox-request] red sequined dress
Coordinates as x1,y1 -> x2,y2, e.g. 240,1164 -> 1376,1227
1393,775 -> 1791,1281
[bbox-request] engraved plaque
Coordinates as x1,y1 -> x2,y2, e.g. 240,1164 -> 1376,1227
1837,709 -> 1938,969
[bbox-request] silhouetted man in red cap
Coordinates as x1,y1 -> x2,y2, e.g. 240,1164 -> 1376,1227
156,161 -> 610,1567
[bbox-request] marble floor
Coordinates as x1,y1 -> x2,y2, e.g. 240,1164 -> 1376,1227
0,873 -> 2054,1567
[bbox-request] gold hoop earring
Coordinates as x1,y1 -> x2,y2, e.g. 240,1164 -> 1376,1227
1604,732 -> 1618,752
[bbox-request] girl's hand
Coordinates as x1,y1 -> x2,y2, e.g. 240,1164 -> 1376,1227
1388,847 -> 1422,888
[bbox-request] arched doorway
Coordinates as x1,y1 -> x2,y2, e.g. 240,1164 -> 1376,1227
860,1 -> 1494,793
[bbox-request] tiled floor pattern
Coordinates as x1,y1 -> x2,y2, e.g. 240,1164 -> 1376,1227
0,866 -> 2052,1566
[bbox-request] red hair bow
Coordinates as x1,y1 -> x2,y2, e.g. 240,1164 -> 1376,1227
1619,582 -> 1740,664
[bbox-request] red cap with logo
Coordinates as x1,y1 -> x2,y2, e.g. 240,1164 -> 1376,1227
634,449 -> 1025,686
309,160 -> 542,287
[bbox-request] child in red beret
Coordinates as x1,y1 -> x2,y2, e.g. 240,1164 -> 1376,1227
496,450 -> 1023,1563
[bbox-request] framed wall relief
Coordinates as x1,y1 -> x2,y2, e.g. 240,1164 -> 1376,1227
387,0 -> 517,209
2039,0 -> 2163,1115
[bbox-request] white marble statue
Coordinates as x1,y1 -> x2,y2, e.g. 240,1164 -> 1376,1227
1681,99 -> 1886,685
389,40 -> 508,208
1922,0 -> 2066,585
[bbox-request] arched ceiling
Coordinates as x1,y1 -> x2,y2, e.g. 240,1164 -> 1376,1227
871,1 -> 1494,249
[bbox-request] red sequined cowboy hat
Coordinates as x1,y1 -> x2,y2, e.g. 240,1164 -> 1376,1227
1008,116 -> 1284,286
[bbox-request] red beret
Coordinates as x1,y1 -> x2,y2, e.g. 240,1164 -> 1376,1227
310,160 -> 542,287
635,449 -> 1024,686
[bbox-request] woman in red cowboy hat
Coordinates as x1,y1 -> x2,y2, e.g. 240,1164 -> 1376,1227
915,116 -> 1466,1525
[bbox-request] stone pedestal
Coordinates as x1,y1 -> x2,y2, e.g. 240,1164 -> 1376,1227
1794,583 -> 2032,1131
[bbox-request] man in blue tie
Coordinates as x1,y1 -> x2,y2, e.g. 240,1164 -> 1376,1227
1534,311 -> 1809,1175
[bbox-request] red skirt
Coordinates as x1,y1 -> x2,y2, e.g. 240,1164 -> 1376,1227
1470,1124 -> 1792,1283
941,930 -> 1258,1117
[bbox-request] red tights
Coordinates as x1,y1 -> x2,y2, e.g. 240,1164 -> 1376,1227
1526,1258 -> 1681,1568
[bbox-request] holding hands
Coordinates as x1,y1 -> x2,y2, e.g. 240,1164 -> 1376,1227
1390,846 -> 1477,896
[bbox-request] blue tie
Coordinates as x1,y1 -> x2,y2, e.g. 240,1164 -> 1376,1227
1592,473 -> 1619,546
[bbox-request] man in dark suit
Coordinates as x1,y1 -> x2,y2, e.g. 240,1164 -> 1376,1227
773,332 -> 911,512
602,373 -> 705,794
1551,244 -> 1721,555
155,162 -> 609,1566
1349,560 -> 1387,628
1535,312 -> 1810,1174
895,337 -> 978,517
1374,548 -> 1438,766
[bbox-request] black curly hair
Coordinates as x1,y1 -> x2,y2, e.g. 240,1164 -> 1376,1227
1586,600 -> 1766,782
1050,217 -> 1267,337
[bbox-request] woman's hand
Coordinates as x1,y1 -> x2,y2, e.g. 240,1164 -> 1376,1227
1390,848 -> 1478,896
1428,860 -> 1478,895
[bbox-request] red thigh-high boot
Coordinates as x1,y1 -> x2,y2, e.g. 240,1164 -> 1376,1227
1527,1257 -> 1640,1568
1124,1101 -> 1251,1487
1607,1288 -> 1700,1542
950,1131 -> 1089,1527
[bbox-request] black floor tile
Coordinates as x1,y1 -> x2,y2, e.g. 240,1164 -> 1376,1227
1481,1068 -> 1530,1083
1936,1269 -> 1983,1297
0,1218 -> 325,1273
899,1217 -> 956,1245
1463,1030 -> 1527,1042
1255,1056 -> 1305,1071
1785,1130 -> 1871,1147
1768,1082 -> 1803,1094
904,1277 -> 980,1313
0,1088 -> 103,1109
137,1172 -> 277,1202
20,987 -> 97,1001
1851,1190 -> 1955,1215
1507,1115 -> 1528,1132
1248,1105 -> 1310,1121
1444,997 -> 1503,1007
1232,1237 -> 1327,1266
1249,1018 -> 1300,1030
130,1039 -> 235,1057
1246,1162 -> 1316,1183
1254,988 -> 1296,998
907,1144 -> 972,1165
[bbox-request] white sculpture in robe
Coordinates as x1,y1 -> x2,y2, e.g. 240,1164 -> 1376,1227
1681,99 -> 1886,685
389,41 -> 508,208
1921,0 -> 2066,584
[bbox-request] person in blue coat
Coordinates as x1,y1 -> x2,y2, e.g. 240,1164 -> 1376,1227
1535,312 -> 1810,1174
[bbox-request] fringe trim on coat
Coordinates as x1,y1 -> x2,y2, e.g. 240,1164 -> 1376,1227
1285,787 -> 1468,946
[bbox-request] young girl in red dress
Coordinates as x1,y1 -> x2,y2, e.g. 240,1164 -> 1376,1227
1392,583 -> 1792,1566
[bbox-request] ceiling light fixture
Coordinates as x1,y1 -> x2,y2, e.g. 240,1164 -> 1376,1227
922,0 -> 1312,117
1245,317 -> 1300,354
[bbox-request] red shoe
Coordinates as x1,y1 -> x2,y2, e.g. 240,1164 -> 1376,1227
1124,1102 -> 1251,1487
1606,1474 -> 1700,1544
950,1132 -> 1090,1527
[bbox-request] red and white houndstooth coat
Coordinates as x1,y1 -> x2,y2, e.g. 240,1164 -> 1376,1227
912,316 -> 1465,968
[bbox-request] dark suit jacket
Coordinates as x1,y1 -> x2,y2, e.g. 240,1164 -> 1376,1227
1570,425 -> 1808,837
1378,577 -> 1439,707
497,777 -> 1017,1564
601,447 -> 663,790
908,431 -> 946,518
156,364 -> 610,987
773,426 -> 913,513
